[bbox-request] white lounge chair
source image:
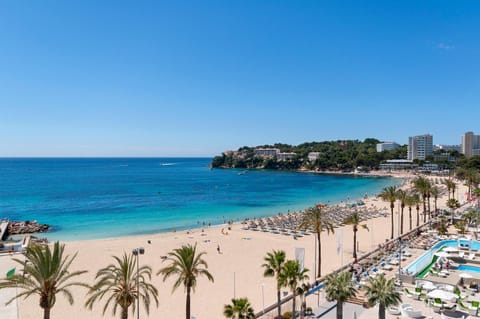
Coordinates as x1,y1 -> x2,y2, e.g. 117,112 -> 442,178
467,252 -> 476,260
400,303 -> 423,318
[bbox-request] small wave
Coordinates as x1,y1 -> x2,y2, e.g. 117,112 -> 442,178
160,163 -> 176,166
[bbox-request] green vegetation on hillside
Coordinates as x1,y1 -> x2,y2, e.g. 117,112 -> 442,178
211,138 -> 407,171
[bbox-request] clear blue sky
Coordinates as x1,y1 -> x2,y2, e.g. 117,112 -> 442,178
1,1 -> 479,157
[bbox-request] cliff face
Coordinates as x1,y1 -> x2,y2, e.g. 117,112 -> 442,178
7,221 -> 51,235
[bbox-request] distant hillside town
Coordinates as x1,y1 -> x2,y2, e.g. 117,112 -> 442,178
211,132 -> 480,174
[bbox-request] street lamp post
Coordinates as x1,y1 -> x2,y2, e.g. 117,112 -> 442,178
132,247 -> 145,319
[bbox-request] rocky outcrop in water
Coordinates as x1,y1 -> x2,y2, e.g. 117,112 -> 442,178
7,221 -> 51,234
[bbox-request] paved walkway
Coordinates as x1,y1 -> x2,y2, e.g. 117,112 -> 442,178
0,254 -> 19,319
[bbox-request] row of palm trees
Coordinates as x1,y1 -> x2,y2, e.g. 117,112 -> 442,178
260,249 -> 402,319
323,270 -> 401,319
262,250 -> 309,319
0,242 -> 213,319
378,176 -> 450,240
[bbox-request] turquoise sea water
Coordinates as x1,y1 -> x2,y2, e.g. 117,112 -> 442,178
0,158 -> 399,241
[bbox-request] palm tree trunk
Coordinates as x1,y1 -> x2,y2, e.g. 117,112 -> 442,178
277,286 -> 282,319
390,203 -> 394,239
299,295 -> 305,319
317,231 -> 322,278
186,286 -> 191,319
353,228 -> 357,260
423,196 -> 427,223
434,198 -> 438,215
379,305 -> 386,319
292,291 -> 296,318
427,195 -> 431,220
416,206 -> 420,227
121,307 -> 128,319
409,207 -> 412,230
43,308 -> 51,319
400,206 -> 404,234
336,302 -> 343,319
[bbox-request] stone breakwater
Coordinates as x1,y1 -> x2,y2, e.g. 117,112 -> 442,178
8,221 -> 51,234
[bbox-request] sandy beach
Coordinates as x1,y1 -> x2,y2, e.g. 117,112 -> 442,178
9,174 -> 470,319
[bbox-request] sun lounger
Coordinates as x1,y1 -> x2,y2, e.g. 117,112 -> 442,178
467,252 -> 476,260
380,262 -> 393,270
400,303 -> 423,318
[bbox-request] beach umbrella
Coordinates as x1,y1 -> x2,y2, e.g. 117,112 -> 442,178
444,247 -> 458,252
421,281 -> 437,291
459,272 -> 474,279
427,289 -> 458,302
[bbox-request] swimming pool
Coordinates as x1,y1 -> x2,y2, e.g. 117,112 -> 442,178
458,264 -> 480,274
405,239 -> 480,276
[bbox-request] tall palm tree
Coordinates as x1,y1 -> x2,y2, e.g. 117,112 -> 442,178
444,179 -> 455,200
364,274 -> 401,319
413,193 -> 421,227
262,249 -> 286,319
279,260 -> 309,318
396,189 -> 407,235
223,298 -> 255,319
379,186 -> 398,239
158,243 -> 214,319
324,271 -> 357,319
458,168 -> 480,199
405,193 -> 416,231
343,211 -> 369,261
0,242 -> 87,319
413,176 -> 431,222
430,186 -> 440,216
298,205 -> 334,278
85,253 -> 159,319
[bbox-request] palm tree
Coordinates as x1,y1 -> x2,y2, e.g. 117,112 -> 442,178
298,205 -> 334,278
158,243 -> 214,319
413,176 -> 431,222
379,186 -> 398,239
279,260 -> 309,318
262,249 -> 286,319
458,168 -> 480,199
413,193 -> 421,227
223,298 -> 255,319
447,198 -> 461,224
405,193 -> 417,231
343,211 -> 369,261
364,274 -> 401,319
430,186 -> 440,216
396,189 -> 407,235
0,242 -> 87,319
324,271 -> 357,319
85,253 -> 159,319
444,179 -> 456,200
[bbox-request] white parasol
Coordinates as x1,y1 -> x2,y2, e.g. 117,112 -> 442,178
427,289 -> 458,302
443,247 -> 459,252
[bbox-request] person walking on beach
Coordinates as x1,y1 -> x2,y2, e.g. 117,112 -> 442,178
217,244 -> 221,254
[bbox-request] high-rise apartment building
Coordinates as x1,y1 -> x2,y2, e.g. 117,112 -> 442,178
462,132 -> 480,158
408,134 -> 433,160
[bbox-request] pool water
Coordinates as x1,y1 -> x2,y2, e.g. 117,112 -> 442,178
405,239 -> 480,276
458,264 -> 480,274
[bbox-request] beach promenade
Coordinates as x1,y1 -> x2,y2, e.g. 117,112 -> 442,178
7,174 -> 469,319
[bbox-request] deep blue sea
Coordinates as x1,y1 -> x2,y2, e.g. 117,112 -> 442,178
0,158 -> 399,241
